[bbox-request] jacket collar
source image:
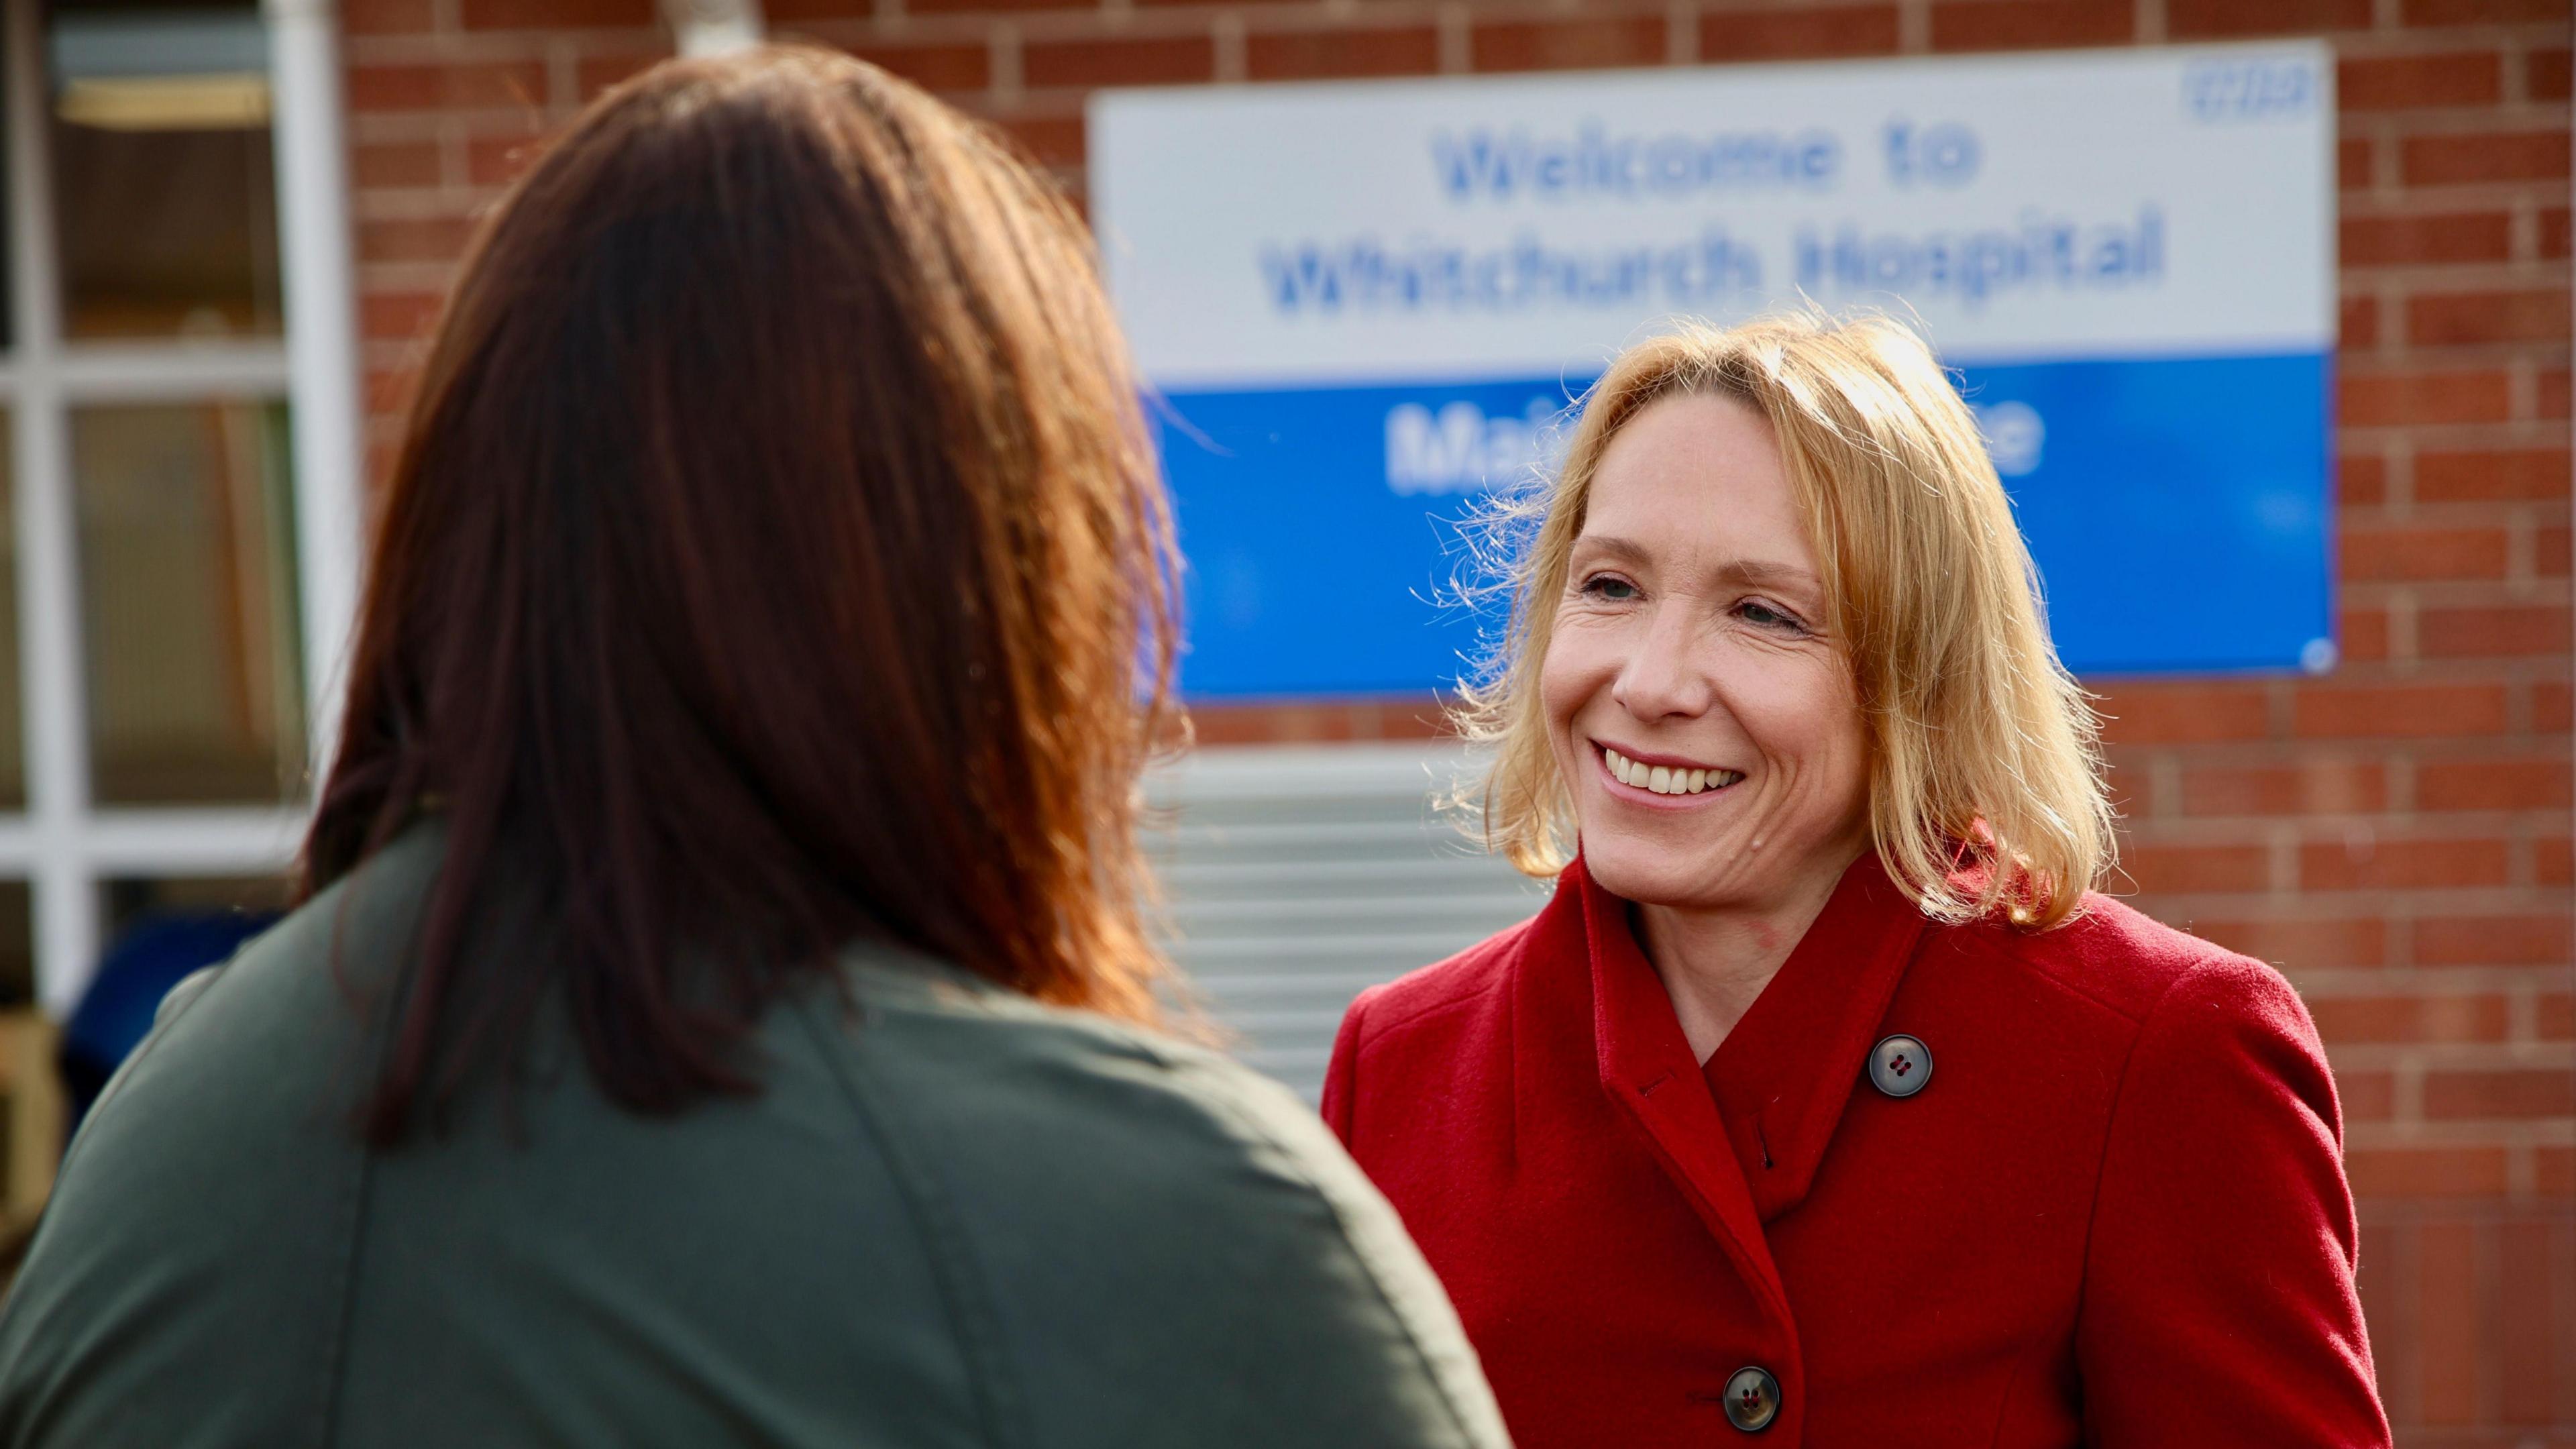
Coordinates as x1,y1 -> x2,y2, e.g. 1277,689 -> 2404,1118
1563,855 -> 1798,1342
1696,851 -> 1930,1221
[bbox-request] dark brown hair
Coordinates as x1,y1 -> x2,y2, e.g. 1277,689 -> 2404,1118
304,46 -> 1181,1142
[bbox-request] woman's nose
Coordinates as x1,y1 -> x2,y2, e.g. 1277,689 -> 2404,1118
1609,606 -> 1713,722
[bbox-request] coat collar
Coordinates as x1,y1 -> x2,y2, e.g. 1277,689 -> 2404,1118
1561,856 -> 1799,1345
1696,851 -> 1931,1221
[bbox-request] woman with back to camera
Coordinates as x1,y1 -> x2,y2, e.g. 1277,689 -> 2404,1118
1325,313 -> 2391,1446
0,48 -> 1507,1449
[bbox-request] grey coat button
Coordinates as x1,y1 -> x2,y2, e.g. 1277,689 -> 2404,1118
1723,1365 -> 1780,1432
1868,1034 -> 1933,1097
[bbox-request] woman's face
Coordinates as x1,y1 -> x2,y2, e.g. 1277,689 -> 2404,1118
1542,391 -> 1873,914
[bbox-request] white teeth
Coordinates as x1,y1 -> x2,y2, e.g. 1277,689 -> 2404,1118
1603,748 -> 1742,795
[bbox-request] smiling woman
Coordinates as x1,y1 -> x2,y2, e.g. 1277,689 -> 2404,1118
1323,313 -> 2392,1446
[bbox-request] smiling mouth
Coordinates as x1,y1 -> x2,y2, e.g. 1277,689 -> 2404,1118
1599,745 -> 1744,798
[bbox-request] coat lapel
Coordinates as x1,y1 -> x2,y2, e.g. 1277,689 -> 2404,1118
1568,858 -> 1799,1343
1700,852 -> 1931,1222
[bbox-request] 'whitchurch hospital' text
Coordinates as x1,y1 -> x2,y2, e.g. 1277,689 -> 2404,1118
1261,117 -> 2168,318
1260,208 -> 2165,317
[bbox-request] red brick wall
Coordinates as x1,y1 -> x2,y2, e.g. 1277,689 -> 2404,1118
345,0 -> 2573,1436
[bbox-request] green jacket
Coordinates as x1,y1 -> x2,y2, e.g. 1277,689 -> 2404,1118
0,827 -> 1508,1448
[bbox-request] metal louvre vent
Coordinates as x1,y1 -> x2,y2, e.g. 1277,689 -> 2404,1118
1144,744 -> 1551,1102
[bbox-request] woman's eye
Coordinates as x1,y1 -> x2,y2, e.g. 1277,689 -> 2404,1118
1582,576 -> 1638,602
1738,600 -> 1805,632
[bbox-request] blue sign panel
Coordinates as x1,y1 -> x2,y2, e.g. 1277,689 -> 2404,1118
1095,47 -> 2339,698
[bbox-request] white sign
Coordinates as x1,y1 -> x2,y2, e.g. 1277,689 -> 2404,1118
1092,46 -> 2333,386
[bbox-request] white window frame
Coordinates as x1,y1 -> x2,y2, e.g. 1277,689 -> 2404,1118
0,0 -> 362,1014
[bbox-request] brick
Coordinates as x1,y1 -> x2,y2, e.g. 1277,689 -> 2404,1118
2414,447 -> 2570,502
2355,1222 -> 2405,1419
2341,211 -> 2514,266
2189,915 -> 2386,968
2531,47 -> 2572,103
360,215 -> 480,264
2423,1068 -> 2576,1118
2340,370 -> 2514,427
367,365 -> 423,416
2171,0 -> 2373,32
343,0 -> 436,35
2540,368 -> 2570,420
2298,835 -> 2512,889
2347,1144 -> 2510,1197
2540,834 -> 2573,884
2339,137 -> 2371,190
2119,843 -> 2274,894
2406,288 -> 2571,346
1246,28 -> 1440,81
2292,684 -> 2510,739
2544,522 -> 2572,576
2341,524 -> 2510,581
1472,15 -> 1666,72
2308,993 -> 2509,1043
2095,684 -> 2271,745
2419,604 -> 2573,658
908,0 -> 1091,13
2414,912 -> 2573,965
2338,51 -> 2503,109
574,51 -> 665,101
2403,0 -> 2570,18
2339,1069 -> 2397,1120
2341,452 -> 2388,504
2337,605 -> 2390,662
2541,1145 -> 2575,1196
2182,760 -> 2386,816
353,140 -> 443,190
2543,206 -> 2571,259
1024,36 -> 1213,89
2418,1221 -> 2480,1424
1699,5 -> 1904,60
1929,0 -> 2132,51
466,133 -> 549,186
2539,680 -> 2573,731
2416,755 -> 2574,810
2341,294 -> 2379,350
994,114 -> 1083,169
842,43 -> 989,94
361,292 -> 443,342
2497,1219 -> 2559,1424
461,0 -> 651,27
2402,130 -> 2571,186
2542,991 -> 2575,1039
347,60 -> 550,114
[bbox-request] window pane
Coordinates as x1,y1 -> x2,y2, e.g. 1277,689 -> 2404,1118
48,3 -> 279,339
75,400 -> 304,804
0,881 -> 30,1009
0,415 -> 21,811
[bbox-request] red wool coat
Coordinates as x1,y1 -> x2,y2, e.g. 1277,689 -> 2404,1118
1323,853 -> 2390,1448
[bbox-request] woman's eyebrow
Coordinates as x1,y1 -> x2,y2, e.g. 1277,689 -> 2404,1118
1571,535 -> 1818,592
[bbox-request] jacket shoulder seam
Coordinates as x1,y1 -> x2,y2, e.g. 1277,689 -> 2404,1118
788,997 -> 1030,1449
2065,957 -> 2224,1341
1940,917 -> 2236,1029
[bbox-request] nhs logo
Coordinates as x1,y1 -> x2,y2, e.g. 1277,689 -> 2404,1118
1384,396 -> 1565,496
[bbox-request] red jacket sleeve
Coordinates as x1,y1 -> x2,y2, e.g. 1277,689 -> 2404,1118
1321,986 -> 1375,1145
2076,957 -> 2390,1447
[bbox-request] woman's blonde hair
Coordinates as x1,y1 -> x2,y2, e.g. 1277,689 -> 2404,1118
1457,311 -> 2114,929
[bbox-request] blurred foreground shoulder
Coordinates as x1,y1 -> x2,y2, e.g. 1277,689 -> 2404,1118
820,962 -> 1510,1449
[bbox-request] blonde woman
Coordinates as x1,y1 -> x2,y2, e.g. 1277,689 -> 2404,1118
1323,314 -> 2388,1446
